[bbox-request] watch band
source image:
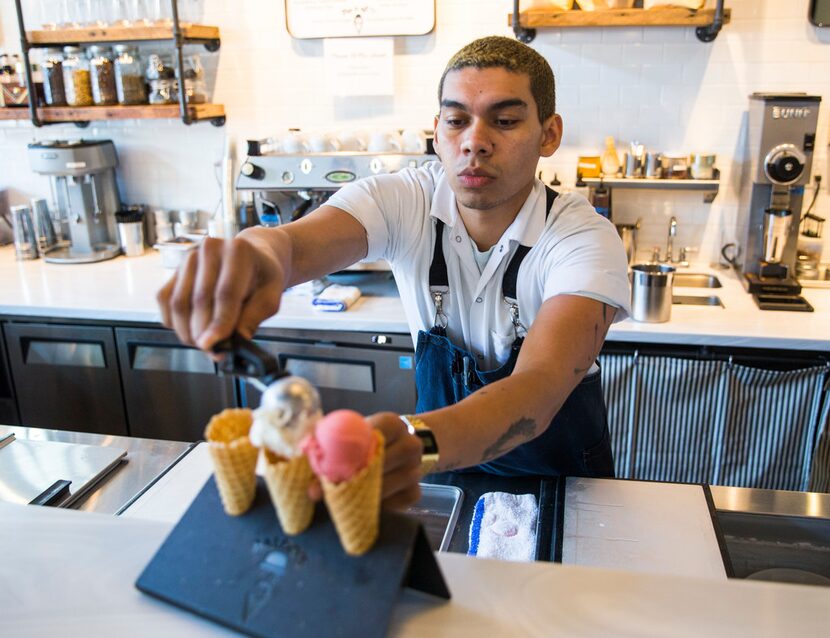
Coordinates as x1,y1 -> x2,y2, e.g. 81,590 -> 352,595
400,414 -> 440,476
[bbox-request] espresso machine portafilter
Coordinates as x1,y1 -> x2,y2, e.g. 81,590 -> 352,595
735,93 -> 820,311
27,140 -> 122,264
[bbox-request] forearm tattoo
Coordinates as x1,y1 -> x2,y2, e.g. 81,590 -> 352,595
481,417 -> 536,462
574,303 -> 612,376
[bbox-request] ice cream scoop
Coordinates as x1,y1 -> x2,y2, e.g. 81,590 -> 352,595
250,376 -> 322,458
303,410 -> 377,483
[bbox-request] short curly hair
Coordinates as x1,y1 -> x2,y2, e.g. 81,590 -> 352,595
438,36 -> 556,123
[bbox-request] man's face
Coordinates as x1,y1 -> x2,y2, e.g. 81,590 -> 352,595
433,66 -> 562,217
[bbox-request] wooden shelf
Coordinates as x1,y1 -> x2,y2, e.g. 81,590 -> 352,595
0,103 -> 225,123
25,24 -> 220,46
509,7 -> 731,29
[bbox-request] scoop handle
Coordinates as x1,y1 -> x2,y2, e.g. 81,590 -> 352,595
212,333 -> 287,386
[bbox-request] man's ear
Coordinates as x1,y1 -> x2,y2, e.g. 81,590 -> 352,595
432,115 -> 442,161
540,114 -> 562,158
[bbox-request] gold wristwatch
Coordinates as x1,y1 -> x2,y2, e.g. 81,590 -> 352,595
400,415 -> 440,476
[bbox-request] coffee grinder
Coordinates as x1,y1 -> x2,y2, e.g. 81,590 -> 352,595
27,139 -> 122,264
735,93 -> 820,312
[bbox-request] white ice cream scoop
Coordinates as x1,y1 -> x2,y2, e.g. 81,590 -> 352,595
250,376 -> 322,458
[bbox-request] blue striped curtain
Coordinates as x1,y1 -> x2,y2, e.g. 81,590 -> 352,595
809,373 -> 830,493
632,356 -> 726,484
718,364 -> 826,490
600,352 -> 828,492
597,353 -> 636,477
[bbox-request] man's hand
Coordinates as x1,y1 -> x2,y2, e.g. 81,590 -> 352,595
306,412 -> 422,510
156,234 -> 285,351
367,412 -> 423,510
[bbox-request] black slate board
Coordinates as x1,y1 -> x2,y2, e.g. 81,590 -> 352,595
136,476 -> 450,638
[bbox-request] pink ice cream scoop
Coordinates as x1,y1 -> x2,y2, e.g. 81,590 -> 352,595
302,410 -> 377,483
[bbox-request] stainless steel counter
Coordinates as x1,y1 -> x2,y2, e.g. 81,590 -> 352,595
0,424 -> 193,515
710,484 -> 830,519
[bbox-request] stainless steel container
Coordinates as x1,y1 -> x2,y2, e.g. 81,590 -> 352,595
10,205 -> 39,260
631,263 -> 675,323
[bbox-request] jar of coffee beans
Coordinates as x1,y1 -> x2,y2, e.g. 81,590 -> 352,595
89,46 -> 117,106
114,45 -> 146,105
41,48 -> 66,106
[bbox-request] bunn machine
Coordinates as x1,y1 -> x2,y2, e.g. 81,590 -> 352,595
735,93 -> 820,312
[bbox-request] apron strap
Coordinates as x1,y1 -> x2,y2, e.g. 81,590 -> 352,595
427,185 -> 559,330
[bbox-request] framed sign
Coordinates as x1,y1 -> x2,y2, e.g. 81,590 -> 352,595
285,0 -> 436,39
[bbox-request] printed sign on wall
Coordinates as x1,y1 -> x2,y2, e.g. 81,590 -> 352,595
285,0 -> 436,38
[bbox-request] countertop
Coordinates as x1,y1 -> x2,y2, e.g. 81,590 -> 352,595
3,426 -> 830,635
1,246 -> 828,350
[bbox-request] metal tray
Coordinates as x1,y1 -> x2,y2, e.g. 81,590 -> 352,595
405,483 -> 464,552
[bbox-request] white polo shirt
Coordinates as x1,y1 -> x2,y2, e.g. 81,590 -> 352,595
326,162 -> 631,371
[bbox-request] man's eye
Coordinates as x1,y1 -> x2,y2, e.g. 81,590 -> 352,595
445,118 -> 466,127
496,118 -> 518,127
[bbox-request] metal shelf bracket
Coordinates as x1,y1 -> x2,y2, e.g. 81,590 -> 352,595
695,0 -> 726,42
512,0 -> 537,43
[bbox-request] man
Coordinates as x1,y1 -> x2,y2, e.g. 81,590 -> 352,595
158,36 -> 630,509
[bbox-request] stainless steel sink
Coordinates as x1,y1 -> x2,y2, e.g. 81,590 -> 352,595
673,273 -> 722,288
673,295 -> 724,307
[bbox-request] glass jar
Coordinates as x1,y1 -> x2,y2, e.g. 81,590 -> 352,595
114,45 -> 146,105
148,78 -> 177,105
41,48 -> 66,106
62,46 -> 93,106
89,45 -> 117,105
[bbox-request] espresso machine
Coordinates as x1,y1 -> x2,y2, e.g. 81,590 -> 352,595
27,139 -> 122,264
735,93 -> 820,311
236,131 -> 437,270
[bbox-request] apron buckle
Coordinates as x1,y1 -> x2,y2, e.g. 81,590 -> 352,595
504,298 -> 527,339
431,288 -> 449,330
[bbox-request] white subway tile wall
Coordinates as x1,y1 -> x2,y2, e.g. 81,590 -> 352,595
0,0 -> 828,263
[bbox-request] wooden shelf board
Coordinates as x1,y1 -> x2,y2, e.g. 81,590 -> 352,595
0,103 -> 224,122
26,24 -> 219,45
510,7 -> 731,28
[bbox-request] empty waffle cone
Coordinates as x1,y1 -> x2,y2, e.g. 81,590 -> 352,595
320,430 -> 385,556
263,451 -> 315,535
204,408 -> 259,516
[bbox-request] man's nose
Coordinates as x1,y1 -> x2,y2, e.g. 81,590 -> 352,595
460,120 -> 493,156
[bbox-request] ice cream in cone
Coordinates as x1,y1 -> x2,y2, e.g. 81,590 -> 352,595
250,376 -> 322,535
204,408 -> 259,516
303,410 -> 385,556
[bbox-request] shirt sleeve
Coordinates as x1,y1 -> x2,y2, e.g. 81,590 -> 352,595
324,168 -> 429,263
540,194 -> 632,322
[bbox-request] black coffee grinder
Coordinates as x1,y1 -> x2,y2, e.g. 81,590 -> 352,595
735,93 -> 820,311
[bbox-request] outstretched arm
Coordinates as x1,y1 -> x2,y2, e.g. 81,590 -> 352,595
156,205 -> 368,350
370,294 -> 616,489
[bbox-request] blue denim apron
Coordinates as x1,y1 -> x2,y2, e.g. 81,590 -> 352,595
414,187 -> 615,478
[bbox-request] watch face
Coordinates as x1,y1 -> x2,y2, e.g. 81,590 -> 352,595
414,429 -> 439,455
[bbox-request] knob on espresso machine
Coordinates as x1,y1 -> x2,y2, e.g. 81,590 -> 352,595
241,162 -> 265,180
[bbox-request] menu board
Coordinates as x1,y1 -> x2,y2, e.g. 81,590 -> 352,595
285,0 -> 436,38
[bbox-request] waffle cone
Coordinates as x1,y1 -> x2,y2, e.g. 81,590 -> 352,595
320,430 -> 385,556
263,451 -> 315,535
204,408 -> 259,516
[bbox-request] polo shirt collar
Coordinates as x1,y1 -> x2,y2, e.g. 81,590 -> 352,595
430,175 -> 548,249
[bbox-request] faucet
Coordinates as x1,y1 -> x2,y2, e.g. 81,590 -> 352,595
651,217 -> 689,266
666,216 -> 677,263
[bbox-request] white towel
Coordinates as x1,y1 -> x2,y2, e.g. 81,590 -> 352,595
311,284 -> 361,312
468,492 -> 538,562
